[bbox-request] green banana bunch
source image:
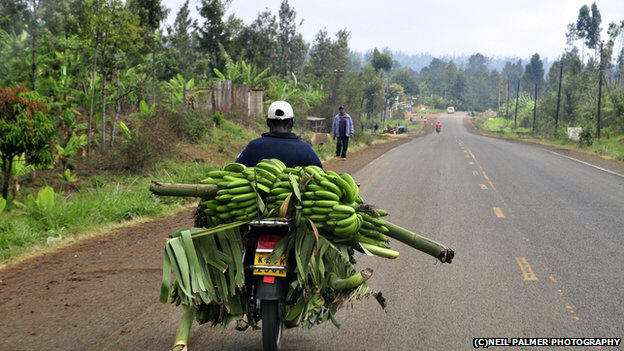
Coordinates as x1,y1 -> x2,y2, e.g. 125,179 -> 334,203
199,162 -> 261,225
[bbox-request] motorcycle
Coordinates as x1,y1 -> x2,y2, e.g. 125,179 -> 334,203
436,126 -> 441,134
243,219 -> 293,351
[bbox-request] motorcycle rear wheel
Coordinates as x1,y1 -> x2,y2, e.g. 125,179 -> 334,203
261,300 -> 283,351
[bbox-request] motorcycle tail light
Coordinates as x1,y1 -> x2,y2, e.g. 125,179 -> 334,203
257,234 -> 283,249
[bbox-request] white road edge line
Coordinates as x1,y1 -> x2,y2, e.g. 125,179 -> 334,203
546,150 -> 624,179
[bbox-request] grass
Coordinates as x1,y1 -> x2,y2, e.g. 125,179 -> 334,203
0,160 -> 219,262
475,116 -> 624,161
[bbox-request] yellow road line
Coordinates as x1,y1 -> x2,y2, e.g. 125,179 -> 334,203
515,257 -> 538,281
466,148 -> 497,191
480,184 -> 488,190
472,170 -> 479,176
493,207 -> 505,218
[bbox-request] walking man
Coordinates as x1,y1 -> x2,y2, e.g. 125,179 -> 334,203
332,106 -> 354,159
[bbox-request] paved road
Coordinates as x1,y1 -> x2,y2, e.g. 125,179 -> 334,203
174,113 -> 624,350
4,113 -> 623,350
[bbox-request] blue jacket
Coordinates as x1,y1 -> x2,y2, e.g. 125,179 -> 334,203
236,131 -> 323,168
332,113 -> 354,137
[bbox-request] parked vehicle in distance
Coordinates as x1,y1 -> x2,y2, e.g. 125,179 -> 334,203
447,106 -> 455,114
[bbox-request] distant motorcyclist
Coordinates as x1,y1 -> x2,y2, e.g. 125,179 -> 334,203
435,120 -> 442,133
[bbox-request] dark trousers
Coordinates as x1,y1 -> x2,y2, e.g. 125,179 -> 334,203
336,136 -> 349,158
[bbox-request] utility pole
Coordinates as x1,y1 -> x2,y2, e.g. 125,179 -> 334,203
505,79 -> 510,119
596,41 -> 604,139
532,83 -> 538,133
514,80 -> 520,128
555,59 -> 564,135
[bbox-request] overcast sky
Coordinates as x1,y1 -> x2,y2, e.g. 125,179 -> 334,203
162,0 -> 624,60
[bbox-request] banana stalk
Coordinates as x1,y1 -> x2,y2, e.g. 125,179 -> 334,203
382,221 -> 455,263
150,181 -> 218,199
174,305 -> 195,347
329,268 -> 373,290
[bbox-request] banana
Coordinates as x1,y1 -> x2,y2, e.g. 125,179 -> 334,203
328,175 -> 351,200
254,168 -> 277,182
301,200 -> 315,207
315,190 -> 340,201
235,214 -> 253,221
218,212 -> 233,220
216,194 -> 233,203
332,204 -> 355,214
254,183 -> 271,194
328,211 -> 351,219
223,162 -> 246,172
376,209 -> 388,217
276,192 -> 290,200
309,214 -> 328,222
320,180 -> 342,197
207,170 -> 228,178
201,200 -> 219,210
315,200 -> 339,207
340,173 -> 358,201
311,206 -> 332,214
228,185 -> 253,194
302,208 -> 314,215
199,178 -> 219,185
333,220 -> 358,236
336,214 -> 357,227
270,158 -> 286,170
215,205 -> 229,212
270,187 -> 291,195
257,161 -> 282,175
226,179 -> 249,188
247,175 -> 273,187
274,181 -> 292,189
231,192 -> 256,202
303,191 -> 319,199
306,184 -> 324,192
226,198 -> 256,209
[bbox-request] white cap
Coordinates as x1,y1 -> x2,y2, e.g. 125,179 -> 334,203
267,101 -> 294,120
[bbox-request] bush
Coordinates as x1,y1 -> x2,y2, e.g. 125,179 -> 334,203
180,109 -> 212,143
105,112 -> 176,172
578,128 -> 593,147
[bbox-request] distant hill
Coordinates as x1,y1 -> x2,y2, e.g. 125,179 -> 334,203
352,50 -> 552,75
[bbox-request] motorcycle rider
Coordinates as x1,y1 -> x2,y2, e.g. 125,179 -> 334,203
171,101 -> 322,351
236,100 -> 323,168
435,120 -> 442,132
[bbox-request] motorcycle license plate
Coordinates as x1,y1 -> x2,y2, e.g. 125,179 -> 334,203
253,252 -> 287,277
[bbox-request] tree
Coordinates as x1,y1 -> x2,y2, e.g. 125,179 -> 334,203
391,67 -> 419,95
306,29 -> 350,79
274,0 -> 307,76
371,48 -> 392,72
166,0 -> 198,76
522,53 -> 544,92
0,0 -> 27,35
0,86 -> 55,199
127,0 -> 168,31
198,0 -> 231,73
230,10 -> 277,72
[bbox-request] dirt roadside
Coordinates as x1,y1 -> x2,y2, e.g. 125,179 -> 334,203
0,133 -> 422,351
464,116 -> 624,176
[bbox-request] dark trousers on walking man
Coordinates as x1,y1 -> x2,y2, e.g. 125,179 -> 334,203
336,136 -> 349,158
